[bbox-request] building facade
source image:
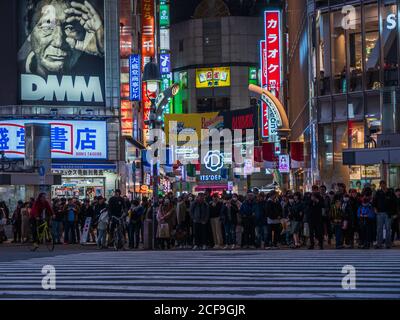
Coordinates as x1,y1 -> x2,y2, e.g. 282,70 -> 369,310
288,0 -> 400,190
0,0 -> 123,206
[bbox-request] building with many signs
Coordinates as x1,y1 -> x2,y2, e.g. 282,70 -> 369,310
0,0 -> 123,205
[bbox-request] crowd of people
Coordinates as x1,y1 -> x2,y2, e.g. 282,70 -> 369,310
1,180 -> 400,250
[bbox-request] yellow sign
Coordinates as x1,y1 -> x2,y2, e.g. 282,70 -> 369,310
165,112 -> 218,144
196,67 -> 231,88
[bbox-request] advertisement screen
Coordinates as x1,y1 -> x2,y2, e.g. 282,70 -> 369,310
0,120 -> 107,159
17,0 -> 105,106
196,67 -> 230,88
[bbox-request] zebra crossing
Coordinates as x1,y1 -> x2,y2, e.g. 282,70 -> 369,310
1,250 -> 400,299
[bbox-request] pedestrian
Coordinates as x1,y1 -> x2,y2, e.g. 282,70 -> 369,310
97,208 -> 109,249
128,199 -> 144,249
176,196 -> 188,249
392,189 -> 400,244
11,200 -> 23,243
64,198 -> 78,244
21,202 -> 31,243
108,189 -> 126,246
265,191 -> 282,249
190,193 -> 210,250
358,196 -> 375,249
157,198 -> 174,249
320,185 -> 333,245
220,196 -> 238,249
254,193 -> 266,248
240,192 -> 256,249
30,193 -> 54,249
372,181 -> 396,249
288,192 -> 303,248
330,197 -> 345,249
308,192 -> 324,250
51,199 -> 64,244
209,193 -> 224,249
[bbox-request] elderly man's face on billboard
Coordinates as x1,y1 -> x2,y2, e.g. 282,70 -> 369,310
30,1 -> 81,75
28,0 -> 104,77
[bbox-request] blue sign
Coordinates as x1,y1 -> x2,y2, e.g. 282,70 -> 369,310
39,166 -> 46,176
129,54 -> 141,101
160,54 -> 171,74
0,120 -> 107,160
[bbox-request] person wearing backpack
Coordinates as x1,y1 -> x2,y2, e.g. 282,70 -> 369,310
358,197 -> 375,249
128,199 -> 144,249
97,208 -> 109,249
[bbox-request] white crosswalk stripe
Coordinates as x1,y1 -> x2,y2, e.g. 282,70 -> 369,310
1,250 -> 400,299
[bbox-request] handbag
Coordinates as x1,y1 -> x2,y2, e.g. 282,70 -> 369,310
159,223 -> 170,238
342,220 -> 348,230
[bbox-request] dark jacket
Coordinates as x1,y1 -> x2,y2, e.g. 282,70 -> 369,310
255,200 -> 266,226
373,190 -> 397,216
309,200 -> 323,225
265,199 -> 282,220
240,200 -> 256,218
220,204 -> 238,225
108,196 -> 125,218
288,201 -> 303,222
190,201 -> 210,224
209,201 -> 223,219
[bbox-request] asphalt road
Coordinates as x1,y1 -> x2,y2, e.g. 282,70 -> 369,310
1,245 -> 400,299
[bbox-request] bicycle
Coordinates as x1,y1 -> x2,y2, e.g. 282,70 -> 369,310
31,220 -> 54,252
111,216 -> 126,251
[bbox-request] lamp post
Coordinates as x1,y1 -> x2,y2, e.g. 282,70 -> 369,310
143,59 -> 180,250
143,59 -> 161,250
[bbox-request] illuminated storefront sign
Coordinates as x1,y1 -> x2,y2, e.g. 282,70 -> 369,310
121,100 -> 133,137
264,10 -> 282,94
160,2 -> 170,27
260,10 -> 282,140
196,67 -> 231,88
261,93 -> 282,139
204,150 -> 224,172
129,54 -> 141,101
141,0 -> 155,141
0,120 -> 107,159
160,54 -> 171,74
279,154 -> 290,173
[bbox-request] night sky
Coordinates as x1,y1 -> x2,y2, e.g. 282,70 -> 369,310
171,0 -> 283,24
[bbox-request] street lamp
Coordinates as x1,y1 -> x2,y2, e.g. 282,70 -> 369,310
143,59 -> 180,249
143,59 -> 161,250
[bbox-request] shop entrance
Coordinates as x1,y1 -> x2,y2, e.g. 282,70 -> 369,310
52,177 -> 105,200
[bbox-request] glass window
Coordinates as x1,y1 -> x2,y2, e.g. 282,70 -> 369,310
366,91 -> 381,118
318,97 -> 332,122
348,6 -> 363,92
348,121 -> 364,149
318,124 -> 333,184
334,96 -> 347,121
317,12 -> 331,95
364,4 -> 381,90
348,93 -> 364,119
382,2 -> 399,87
332,10 -> 347,93
333,122 -> 349,185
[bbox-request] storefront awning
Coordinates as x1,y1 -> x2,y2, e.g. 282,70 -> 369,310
194,184 -> 228,192
343,147 -> 400,165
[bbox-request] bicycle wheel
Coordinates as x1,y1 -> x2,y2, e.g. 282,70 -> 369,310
44,228 -> 55,252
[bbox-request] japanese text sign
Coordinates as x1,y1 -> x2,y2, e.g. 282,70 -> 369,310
0,120 -> 107,159
129,54 -> 141,101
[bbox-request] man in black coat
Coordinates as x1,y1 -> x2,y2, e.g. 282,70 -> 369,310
308,192 -> 324,250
